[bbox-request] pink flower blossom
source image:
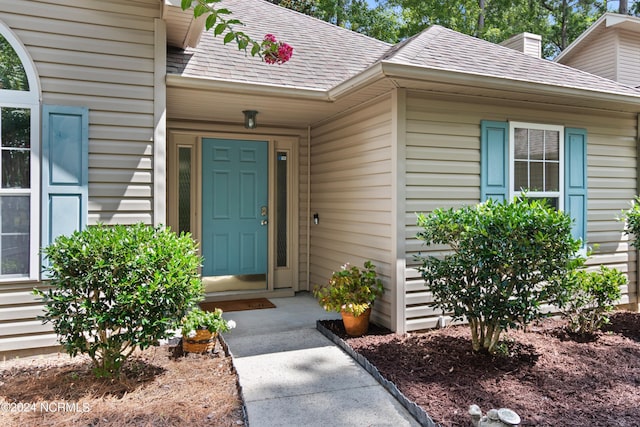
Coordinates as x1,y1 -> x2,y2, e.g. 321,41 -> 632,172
261,34 -> 293,65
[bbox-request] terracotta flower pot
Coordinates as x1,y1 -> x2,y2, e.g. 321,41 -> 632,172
341,307 -> 371,337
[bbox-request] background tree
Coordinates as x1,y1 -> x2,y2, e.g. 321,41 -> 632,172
542,0 -> 606,56
268,0 -> 316,15
0,34 -> 28,90
268,0 -> 402,42
385,0 -> 638,58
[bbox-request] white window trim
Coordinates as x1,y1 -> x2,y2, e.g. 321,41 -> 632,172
0,20 -> 41,281
508,122 -> 564,210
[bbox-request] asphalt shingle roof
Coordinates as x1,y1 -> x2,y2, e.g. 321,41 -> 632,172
166,0 -> 391,91
167,0 -> 640,99
383,25 -> 640,98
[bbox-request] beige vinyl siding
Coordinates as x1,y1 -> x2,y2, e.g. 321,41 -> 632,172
561,27 -> 618,82
0,0 -> 160,355
0,285 -> 59,353
404,91 -> 638,332
618,29 -> 640,88
0,0 -> 159,226
310,95 -> 394,329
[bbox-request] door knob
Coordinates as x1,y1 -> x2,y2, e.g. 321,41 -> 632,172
261,219 -> 268,226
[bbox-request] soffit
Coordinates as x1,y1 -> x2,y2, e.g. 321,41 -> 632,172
166,77 -> 396,127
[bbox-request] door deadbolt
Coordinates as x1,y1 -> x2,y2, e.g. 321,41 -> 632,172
261,206 -> 268,216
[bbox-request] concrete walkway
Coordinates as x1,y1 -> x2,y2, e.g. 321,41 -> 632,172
223,292 -> 421,427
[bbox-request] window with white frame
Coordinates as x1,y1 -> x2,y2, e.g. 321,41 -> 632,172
0,25 -> 40,280
510,122 -> 563,210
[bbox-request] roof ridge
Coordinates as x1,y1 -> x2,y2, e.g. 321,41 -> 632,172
380,25 -> 436,61
240,0 -> 392,48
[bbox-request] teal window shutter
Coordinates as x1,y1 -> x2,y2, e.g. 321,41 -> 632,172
480,121 -> 509,202
41,105 -> 89,258
564,127 -> 588,246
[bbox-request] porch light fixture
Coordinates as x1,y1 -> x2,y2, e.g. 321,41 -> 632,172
243,110 -> 258,129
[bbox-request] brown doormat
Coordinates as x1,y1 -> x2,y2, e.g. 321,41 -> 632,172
200,298 -> 276,313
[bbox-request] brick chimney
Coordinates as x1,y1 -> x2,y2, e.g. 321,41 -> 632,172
499,33 -> 542,59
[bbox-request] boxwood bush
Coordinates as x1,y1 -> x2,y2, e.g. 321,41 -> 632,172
416,196 -> 583,353
35,223 -> 203,377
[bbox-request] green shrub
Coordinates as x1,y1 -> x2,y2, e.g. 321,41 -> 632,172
621,196 -> 640,248
416,196 -> 583,353
560,266 -> 624,335
34,223 -> 203,377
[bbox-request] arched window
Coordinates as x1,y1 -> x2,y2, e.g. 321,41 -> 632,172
0,21 -> 40,280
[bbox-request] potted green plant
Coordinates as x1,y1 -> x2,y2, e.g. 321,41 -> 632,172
181,308 -> 236,354
313,261 -> 385,336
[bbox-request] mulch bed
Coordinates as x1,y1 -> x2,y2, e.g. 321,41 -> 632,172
320,311 -> 640,427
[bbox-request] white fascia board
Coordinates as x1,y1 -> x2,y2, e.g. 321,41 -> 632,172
328,62 -> 387,99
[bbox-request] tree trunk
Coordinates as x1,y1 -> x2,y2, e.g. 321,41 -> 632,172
477,0 -> 486,37
469,318 -> 481,352
620,0 -> 628,14
561,0 -> 569,50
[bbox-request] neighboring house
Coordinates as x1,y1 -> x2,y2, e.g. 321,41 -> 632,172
1,0 -> 639,355
556,13 -> 640,88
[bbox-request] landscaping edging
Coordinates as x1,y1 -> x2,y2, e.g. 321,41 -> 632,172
219,334 -> 250,427
316,320 -> 438,427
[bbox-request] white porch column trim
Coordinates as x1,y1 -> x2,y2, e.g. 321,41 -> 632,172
153,18 -> 167,226
391,88 -> 407,333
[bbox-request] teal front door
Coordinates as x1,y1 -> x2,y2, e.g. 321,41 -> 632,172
201,138 -> 268,276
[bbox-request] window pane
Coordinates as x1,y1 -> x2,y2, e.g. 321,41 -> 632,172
530,162 -> 544,191
178,147 -> 191,235
2,196 -> 29,233
1,108 -> 30,148
1,108 -> 31,189
2,234 -> 29,275
0,196 -> 30,276
546,130 -> 559,161
2,150 -> 29,188
0,34 -> 29,91
546,162 -> 559,191
514,161 -> 528,191
529,129 -> 544,160
276,152 -> 287,267
514,128 -> 528,159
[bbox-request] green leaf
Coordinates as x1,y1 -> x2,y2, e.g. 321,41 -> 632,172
214,23 -> 226,36
205,13 -> 218,31
223,32 -> 234,44
181,0 -> 193,11
193,4 -> 207,18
